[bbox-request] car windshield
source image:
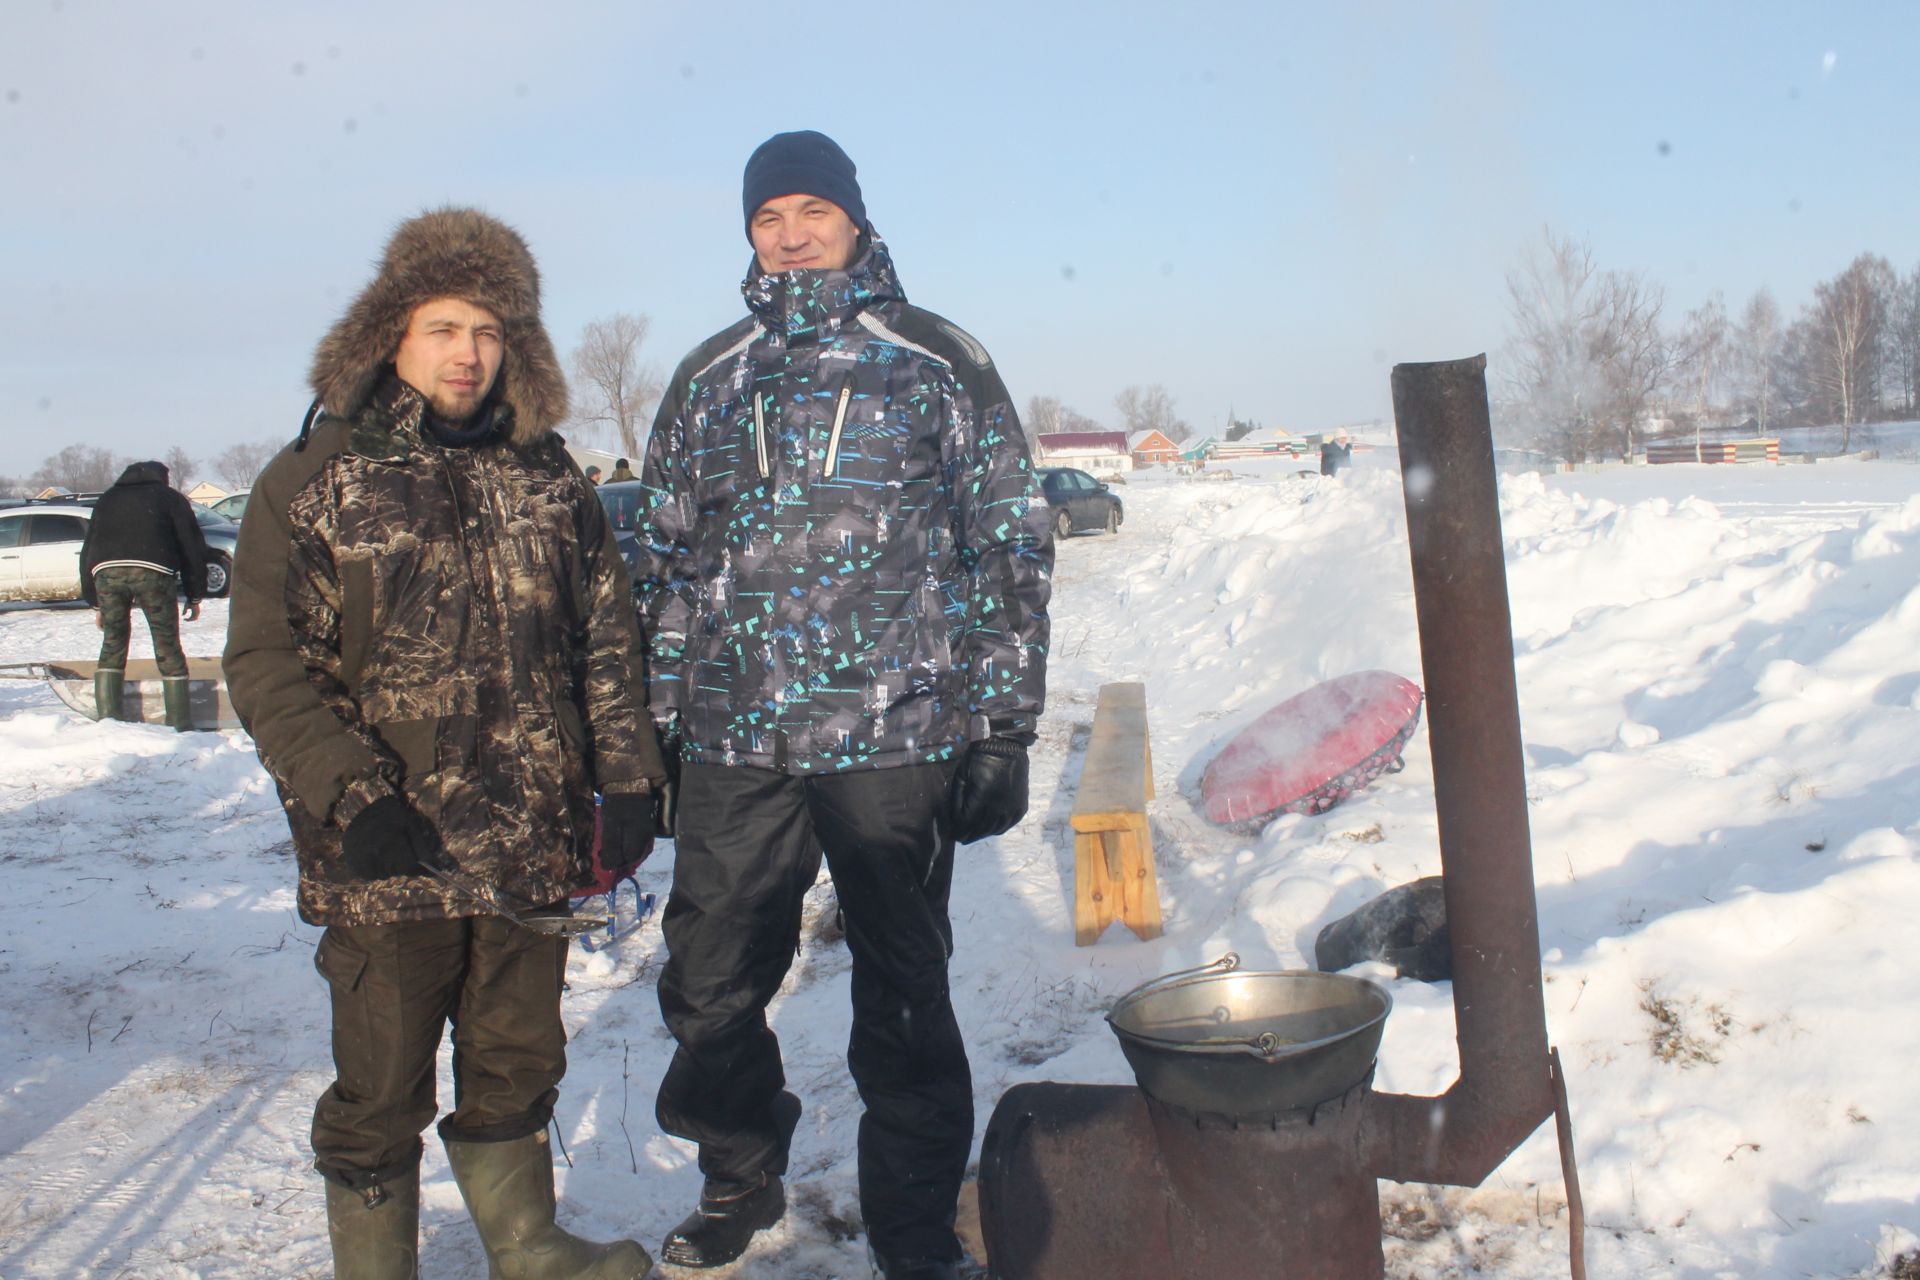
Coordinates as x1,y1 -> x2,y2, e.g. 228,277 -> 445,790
597,483 -> 641,532
193,506 -> 232,528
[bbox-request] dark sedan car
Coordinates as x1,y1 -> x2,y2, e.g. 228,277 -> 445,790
1037,467 -> 1124,538
595,480 -> 645,575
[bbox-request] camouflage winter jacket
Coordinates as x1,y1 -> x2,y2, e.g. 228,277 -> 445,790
225,379 -> 667,926
636,236 -> 1053,774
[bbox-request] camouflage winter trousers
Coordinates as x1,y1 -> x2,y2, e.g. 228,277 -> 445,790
94,565 -> 187,677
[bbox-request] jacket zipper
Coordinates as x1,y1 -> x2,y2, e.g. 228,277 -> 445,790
751,394 -> 771,479
823,376 -> 854,477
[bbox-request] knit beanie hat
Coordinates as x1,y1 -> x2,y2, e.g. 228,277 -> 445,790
742,130 -> 865,241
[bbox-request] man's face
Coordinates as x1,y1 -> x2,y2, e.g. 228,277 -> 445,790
749,194 -> 862,274
393,297 -> 505,423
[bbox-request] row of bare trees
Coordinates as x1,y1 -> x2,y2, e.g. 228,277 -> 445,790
562,311 -> 1203,461
4,440 -> 280,499
1503,228 -> 1920,461
1023,385 -> 1192,447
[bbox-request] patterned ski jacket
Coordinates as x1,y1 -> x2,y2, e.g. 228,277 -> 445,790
637,236 -> 1052,774
225,380 -> 667,926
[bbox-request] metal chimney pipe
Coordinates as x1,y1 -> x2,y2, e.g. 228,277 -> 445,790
1363,354 -> 1555,1183
976,355 -> 1565,1279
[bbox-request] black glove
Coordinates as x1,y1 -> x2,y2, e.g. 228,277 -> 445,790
340,795 -> 442,882
653,721 -> 682,839
949,736 -> 1031,844
598,791 -> 656,878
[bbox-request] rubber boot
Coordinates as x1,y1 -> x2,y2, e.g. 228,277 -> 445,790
324,1166 -> 420,1280
444,1131 -> 653,1279
161,676 -> 194,732
93,669 -> 125,722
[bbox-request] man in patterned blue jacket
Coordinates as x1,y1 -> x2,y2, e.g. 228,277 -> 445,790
635,131 -> 1053,1279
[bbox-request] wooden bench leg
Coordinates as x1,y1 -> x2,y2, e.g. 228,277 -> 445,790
1074,831 -> 1114,946
1074,817 -> 1163,946
1114,816 -> 1163,942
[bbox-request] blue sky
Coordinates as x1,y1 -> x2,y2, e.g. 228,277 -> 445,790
3,1 -> 1916,474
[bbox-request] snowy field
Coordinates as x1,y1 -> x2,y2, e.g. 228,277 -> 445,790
3,449 -> 1920,1278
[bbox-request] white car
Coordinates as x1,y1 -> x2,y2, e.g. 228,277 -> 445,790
204,489 -> 250,522
0,502 -> 236,604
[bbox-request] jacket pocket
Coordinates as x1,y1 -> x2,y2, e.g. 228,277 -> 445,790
553,697 -> 594,785
823,375 -> 855,477
373,717 -> 440,784
749,394 -> 772,480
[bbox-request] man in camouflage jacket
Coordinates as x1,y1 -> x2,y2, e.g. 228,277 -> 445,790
224,208 -> 661,1280
635,132 -> 1053,1280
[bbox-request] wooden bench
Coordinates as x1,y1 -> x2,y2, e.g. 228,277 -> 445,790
1071,682 -> 1164,945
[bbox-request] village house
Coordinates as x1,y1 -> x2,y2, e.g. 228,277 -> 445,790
1128,429 -> 1181,467
1037,430 -> 1133,475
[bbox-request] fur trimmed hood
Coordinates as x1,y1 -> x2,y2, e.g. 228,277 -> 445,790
309,207 -> 567,443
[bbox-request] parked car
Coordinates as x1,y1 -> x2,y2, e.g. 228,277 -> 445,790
594,480 -> 645,575
0,500 -> 237,604
1037,466 -> 1124,538
204,489 -> 251,522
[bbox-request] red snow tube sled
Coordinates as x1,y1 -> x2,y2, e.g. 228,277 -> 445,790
1200,671 -> 1424,829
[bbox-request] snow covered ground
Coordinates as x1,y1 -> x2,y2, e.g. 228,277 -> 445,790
3,450 -> 1919,1279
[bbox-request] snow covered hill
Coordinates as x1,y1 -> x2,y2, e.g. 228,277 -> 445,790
3,455 -> 1918,1278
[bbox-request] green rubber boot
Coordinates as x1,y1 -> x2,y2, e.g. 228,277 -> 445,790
324,1166 -> 420,1280
445,1131 -> 653,1279
93,669 -> 125,722
161,676 -> 194,732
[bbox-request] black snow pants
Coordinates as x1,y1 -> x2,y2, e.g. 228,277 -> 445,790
655,760 -> 970,1263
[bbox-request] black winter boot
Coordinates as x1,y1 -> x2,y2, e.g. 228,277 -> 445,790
867,1248 -> 984,1280
444,1131 -> 653,1279
162,676 -> 193,732
93,669 -> 125,722
324,1166 -> 419,1280
660,1173 -> 786,1269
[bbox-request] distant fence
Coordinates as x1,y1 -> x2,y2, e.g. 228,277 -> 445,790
1646,438 -> 1780,465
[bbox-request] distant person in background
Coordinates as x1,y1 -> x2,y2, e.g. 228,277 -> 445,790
1320,427 -> 1353,478
608,457 -> 637,483
585,464 -> 604,485
79,460 -> 209,730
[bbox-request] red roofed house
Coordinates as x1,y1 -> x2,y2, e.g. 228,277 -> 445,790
1037,430 -> 1132,476
1128,429 -> 1181,467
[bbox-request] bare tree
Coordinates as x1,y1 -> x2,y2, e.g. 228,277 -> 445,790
1024,395 -> 1066,442
1732,289 -> 1784,432
163,445 -> 196,492
1023,396 -> 1105,447
1114,384 -> 1191,442
211,440 -> 278,490
1804,253 -> 1895,447
569,313 -> 661,460
1502,227 -> 1670,461
1886,265 -> 1920,418
1674,294 -> 1730,456
29,444 -> 121,494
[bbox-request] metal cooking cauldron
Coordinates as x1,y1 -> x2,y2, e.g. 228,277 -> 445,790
1106,953 -> 1392,1114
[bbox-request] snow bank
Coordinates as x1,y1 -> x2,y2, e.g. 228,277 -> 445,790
3,457 -> 1918,1277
